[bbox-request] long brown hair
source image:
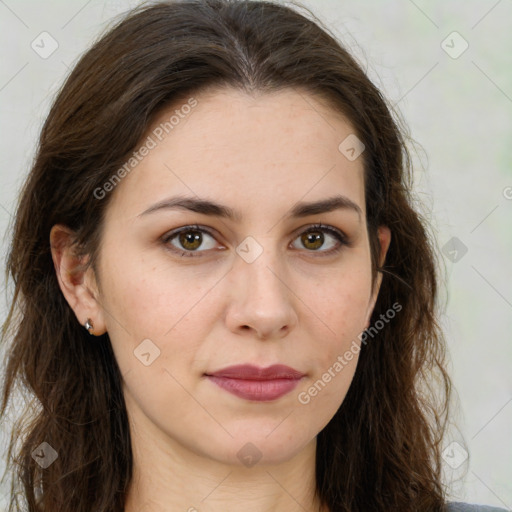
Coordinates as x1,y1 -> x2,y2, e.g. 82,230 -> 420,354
1,1 -> 452,510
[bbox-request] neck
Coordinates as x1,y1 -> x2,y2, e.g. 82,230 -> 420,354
123,411 -> 328,512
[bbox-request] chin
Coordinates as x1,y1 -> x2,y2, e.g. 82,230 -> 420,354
215,428 -> 314,468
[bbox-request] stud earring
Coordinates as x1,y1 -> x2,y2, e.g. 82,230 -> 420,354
84,318 -> 94,335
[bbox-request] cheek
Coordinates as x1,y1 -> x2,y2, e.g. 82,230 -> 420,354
307,267 -> 372,338
100,254 -> 214,375
104,251 -> 198,330
298,265 -> 371,397
295,283 -> 368,422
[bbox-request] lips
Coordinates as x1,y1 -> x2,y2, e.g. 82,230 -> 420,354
205,364 -> 305,401
207,364 -> 305,380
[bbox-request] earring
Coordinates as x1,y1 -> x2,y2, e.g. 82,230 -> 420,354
84,318 -> 94,335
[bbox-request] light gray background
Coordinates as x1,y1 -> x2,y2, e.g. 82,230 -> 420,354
0,0 -> 511,509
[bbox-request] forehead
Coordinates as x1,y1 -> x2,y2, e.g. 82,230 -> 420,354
107,87 -> 366,222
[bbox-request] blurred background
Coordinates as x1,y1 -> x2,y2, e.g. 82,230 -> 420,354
0,0 -> 511,509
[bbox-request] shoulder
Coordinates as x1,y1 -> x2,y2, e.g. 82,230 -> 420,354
445,502 -> 509,512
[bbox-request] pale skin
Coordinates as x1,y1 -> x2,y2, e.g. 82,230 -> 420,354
50,87 -> 391,512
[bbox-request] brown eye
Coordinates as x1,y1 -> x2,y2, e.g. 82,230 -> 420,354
291,224 -> 347,254
301,231 -> 324,250
178,230 -> 203,251
163,225 -> 219,257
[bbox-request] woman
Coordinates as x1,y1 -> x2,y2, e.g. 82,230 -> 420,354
0,1 -> 506,511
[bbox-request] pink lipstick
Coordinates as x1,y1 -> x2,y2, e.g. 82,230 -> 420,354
205,364 -> 305,401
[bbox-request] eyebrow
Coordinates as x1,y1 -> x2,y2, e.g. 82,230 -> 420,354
138,194 -> 363,222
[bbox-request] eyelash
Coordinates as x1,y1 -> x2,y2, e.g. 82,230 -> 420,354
161,223 -> 350,258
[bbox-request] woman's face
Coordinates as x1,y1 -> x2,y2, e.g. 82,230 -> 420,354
86,87 -> 390,466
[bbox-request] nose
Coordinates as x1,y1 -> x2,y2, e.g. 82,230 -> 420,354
223,244 -> 298,340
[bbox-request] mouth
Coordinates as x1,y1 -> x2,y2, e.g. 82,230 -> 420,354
204,364 -> 306,401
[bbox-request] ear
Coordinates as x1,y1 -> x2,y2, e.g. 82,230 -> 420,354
50,224 -> 107,336
363,225 -> 391,329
